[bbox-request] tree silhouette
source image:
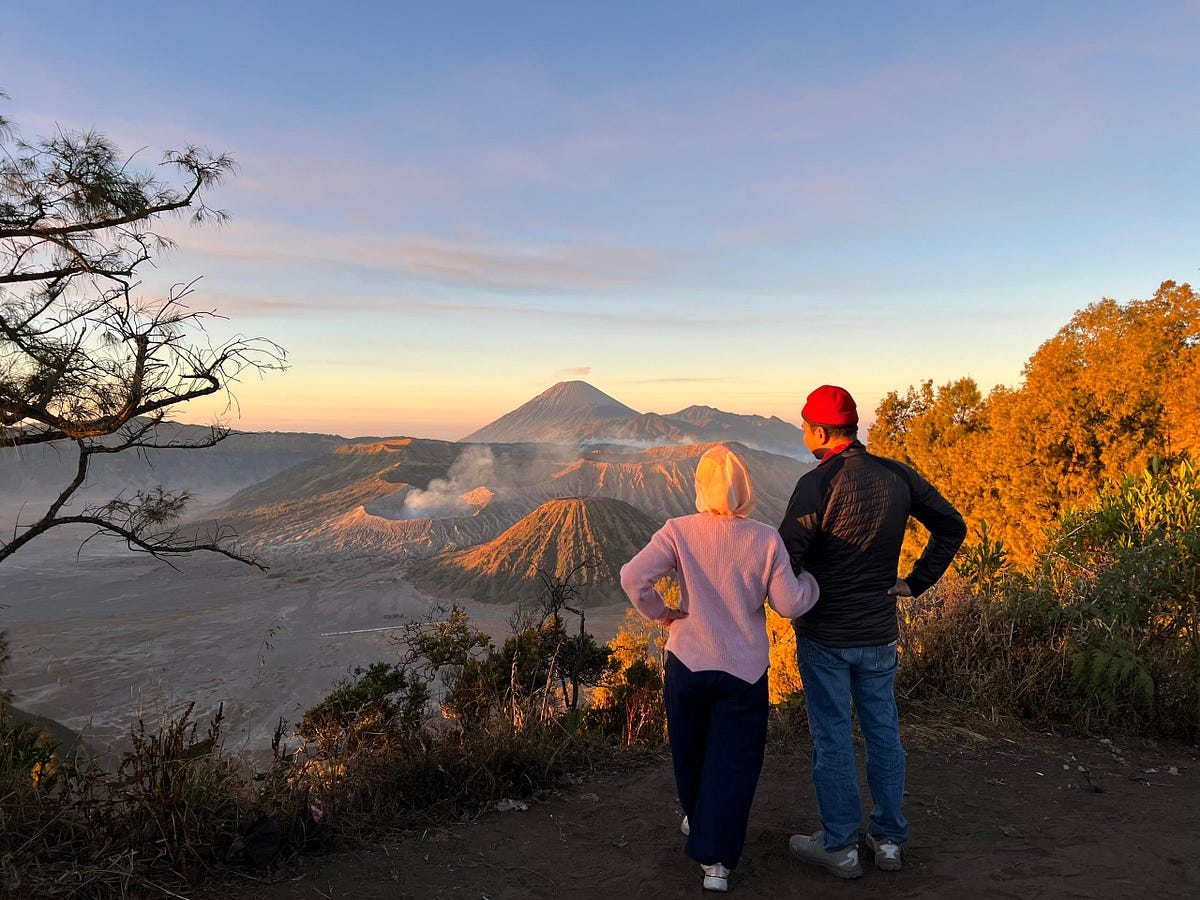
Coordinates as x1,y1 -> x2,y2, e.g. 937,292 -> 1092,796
0,95 -> 284,567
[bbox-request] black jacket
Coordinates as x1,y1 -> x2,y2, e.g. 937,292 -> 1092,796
779,441 -> 966,647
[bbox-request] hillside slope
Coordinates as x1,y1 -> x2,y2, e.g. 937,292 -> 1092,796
190,439 -> 809,559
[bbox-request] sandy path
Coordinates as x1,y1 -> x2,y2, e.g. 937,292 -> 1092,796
208,727 -> 1199,899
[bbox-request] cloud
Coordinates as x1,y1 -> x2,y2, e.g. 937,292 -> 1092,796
352,236 -> 673,291
234,151 -> 464,216
558,366 -> 591,376
181,283 -> 744,333
163,216 -> 684,294
624,377 -> 728,385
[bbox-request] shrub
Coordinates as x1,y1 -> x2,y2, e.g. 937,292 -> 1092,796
590,592 -> 671,746
899,458 -> 1200,741
897,571 -> 1072,723
1,703 -> 286,898
1055,458 -> 1200,738
299,662 -> 431,753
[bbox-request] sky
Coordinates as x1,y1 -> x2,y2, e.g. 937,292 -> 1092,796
3,1 -> 1198,440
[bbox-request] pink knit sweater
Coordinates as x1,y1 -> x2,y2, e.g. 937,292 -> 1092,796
620,513 -> 820,684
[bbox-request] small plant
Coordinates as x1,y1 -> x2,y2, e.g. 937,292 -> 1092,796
953,521 -> 1011,599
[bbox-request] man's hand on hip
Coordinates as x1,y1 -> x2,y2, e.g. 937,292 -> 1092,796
887,578 -> 912,597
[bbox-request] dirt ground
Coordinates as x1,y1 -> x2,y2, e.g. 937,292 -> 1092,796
210,721 -> 1199,900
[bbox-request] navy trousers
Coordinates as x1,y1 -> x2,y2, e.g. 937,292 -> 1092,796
664,652 -> 769,868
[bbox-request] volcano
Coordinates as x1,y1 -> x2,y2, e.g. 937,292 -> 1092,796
188,434 -> 811,563
461,380 -> 808,456
406,497 -> 661,607
462,381 -> 639,443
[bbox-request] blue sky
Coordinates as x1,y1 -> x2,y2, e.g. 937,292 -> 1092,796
4,1 -> 1198,438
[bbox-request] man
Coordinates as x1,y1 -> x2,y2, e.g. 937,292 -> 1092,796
780,384 -> 966,878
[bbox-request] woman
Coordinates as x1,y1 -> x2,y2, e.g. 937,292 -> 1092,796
620,445 -> 819,892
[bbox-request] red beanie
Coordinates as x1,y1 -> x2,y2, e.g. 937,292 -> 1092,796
802,385 -> 858,426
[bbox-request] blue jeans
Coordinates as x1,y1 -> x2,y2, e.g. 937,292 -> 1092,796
664,652 -> 768,869
795,634 -> 908,851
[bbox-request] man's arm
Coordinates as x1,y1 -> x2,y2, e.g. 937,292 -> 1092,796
778,474 -> 821,575
902,472 -> 967,597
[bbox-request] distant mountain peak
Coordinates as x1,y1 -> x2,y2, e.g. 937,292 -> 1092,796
538,379 -> 611,399
459,381 -> 807,457
461,381 -> 639,443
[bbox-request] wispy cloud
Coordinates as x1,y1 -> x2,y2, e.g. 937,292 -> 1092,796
362,237 -> 671,291
234,150 -> 464,213
163,218 -> 682,293
197,288 -> 751,332
558,366 -> 592,376
621,376 -> 729,385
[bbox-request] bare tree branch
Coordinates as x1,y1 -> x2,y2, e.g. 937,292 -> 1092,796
1,101 -> 283,570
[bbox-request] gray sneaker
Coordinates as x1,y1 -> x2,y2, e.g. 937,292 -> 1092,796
788,832 -> 863,879
865,832 -> 902,871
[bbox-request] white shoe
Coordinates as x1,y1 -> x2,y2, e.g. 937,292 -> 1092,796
702,862 -> 729,892
681,815 -> 690,836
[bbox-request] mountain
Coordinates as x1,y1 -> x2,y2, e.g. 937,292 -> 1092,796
192,437 -> 557,557
461,381 -> 809,457
666,405 -> 808,454
191,437 -> 810,561
406,497 -> 661,607
462,381 -> 639,443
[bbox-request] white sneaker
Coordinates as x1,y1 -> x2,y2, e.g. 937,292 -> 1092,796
702,862 -> 729,892
681,815 -> 690,836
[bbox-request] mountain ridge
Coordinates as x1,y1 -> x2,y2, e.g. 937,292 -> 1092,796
461,380 -> 807,455
189,437 -> 810,563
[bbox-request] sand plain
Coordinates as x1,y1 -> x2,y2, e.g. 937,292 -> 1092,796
0,504 -> 630,758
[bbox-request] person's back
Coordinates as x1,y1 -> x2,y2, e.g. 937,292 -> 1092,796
632,511 -> 812,683
782,443 -> 965,648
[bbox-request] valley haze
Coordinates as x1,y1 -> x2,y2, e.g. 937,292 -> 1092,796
0,382 -> 813,754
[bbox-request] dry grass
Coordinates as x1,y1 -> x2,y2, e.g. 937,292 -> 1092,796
897,577 -> 1075,724
0,701 -> 611,898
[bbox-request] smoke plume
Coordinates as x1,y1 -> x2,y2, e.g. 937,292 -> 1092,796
397,446 -> 496,520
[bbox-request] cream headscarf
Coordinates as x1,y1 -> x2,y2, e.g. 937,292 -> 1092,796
694,445 -> 756,518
